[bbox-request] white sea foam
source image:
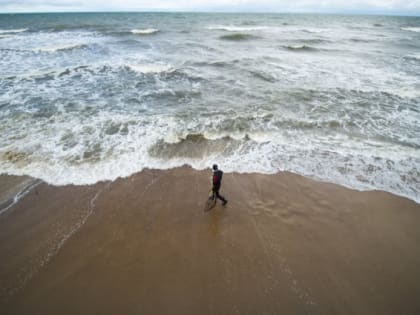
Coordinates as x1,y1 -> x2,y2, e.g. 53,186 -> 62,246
131,28 -> 159,35
35,43 -> 87,53
300,28 -> 324,33
0,180 -> 41,215
0,108 -> 419,203
207,24 -> 325,34
401,27 -> 420,33
0,28 -> 28,34
127,64 -> 174,74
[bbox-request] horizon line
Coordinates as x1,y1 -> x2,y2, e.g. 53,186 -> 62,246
0,10 -> 419,17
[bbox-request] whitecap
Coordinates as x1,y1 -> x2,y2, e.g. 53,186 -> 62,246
401,27 -> 420,33
0,28 -> 28,34
131,28 -> 159,35
35,43 -> 87,53
286,44 -> 306,49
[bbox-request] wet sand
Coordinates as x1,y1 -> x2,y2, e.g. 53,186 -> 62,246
1,167 -> 420,314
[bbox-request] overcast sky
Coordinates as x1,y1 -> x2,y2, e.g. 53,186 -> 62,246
1,0 -> 420,15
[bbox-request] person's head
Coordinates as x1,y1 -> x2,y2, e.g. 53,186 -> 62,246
212,164 -> 218,171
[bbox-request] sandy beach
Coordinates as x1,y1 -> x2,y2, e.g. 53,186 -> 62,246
0,167 -> 419,314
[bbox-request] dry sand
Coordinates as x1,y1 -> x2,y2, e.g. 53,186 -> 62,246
1,167 -> 420,314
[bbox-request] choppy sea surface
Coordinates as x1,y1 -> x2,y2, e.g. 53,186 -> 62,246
0,13 -> 419,202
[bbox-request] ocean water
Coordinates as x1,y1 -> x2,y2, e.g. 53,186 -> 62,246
0,13 -> 419,202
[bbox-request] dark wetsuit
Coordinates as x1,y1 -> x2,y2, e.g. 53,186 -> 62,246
212,170 -> 227,204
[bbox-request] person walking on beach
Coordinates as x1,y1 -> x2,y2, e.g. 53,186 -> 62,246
212,164 -> 228,206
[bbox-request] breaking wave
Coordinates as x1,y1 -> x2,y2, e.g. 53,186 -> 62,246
131,28 -> 159,35
35,44 -> 89,53
401,27 -> 420,33
0,28 -> 28,34
149,134 -> 242,159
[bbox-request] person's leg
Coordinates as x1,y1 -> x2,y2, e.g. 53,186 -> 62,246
214,186 -> 227,205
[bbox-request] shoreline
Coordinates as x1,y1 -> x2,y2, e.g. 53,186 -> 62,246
2,166 -> 419,206
1,166 -> 420,314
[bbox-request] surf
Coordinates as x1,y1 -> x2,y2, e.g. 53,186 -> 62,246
0,28 -> 28,34
401,27 -> 420,33
131,28 -> 159,35
35,43 -> 89,53
126,63 -> 174,74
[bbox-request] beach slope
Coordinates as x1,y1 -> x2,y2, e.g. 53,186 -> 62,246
1,167 -> 420,314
